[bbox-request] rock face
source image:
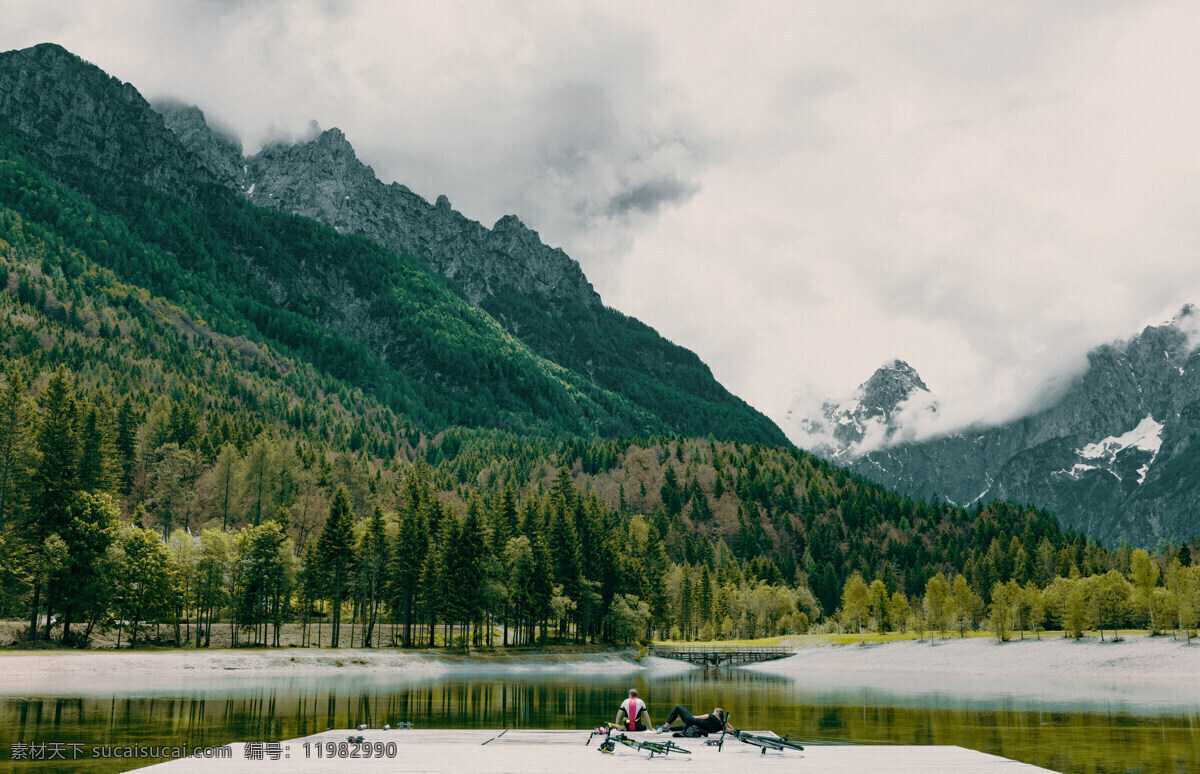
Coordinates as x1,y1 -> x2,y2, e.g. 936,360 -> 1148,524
0,44 -> 205,196
155,102 -> 788,445
799,309 -> 1200,546
154,100 -> 244,187
156,105 -> 601,311
785,359 -> 938,459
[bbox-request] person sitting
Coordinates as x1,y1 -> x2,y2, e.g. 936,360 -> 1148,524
659,705 -> 733,736
615,688 -> 652,731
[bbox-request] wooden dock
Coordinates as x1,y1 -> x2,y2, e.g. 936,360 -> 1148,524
135,728 -> 1060,773
650,644 -> 794,666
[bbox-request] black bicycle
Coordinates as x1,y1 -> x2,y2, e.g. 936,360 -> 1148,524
595,732 -> 690,758
704,715 -> 804,755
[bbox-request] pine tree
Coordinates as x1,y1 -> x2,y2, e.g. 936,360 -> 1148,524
660,465 -> 682,516
50,491 -> 119,644
211,443 -> 239,530
114,396 -> 139,495
356,505 -> 390,647
0,368 -> 29,526
317,486 -> 355,647
390,500 -> 427,647
26,366 -> 79,640
77,397 -> 117,494
459,495 -> 488,646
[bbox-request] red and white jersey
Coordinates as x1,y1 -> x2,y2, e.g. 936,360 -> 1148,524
619,697 -> 646,729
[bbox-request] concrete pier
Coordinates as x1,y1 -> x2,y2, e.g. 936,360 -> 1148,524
136,729 -> 1059,773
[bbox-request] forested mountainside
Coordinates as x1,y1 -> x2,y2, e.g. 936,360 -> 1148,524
154,101 -> 786,446
0,42 -> 1195,651
791,313 -> 1200,547
0,42 -> 783,445
0,143 -> 1150,641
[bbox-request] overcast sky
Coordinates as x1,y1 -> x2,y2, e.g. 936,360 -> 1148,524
5,1 -> 1200,441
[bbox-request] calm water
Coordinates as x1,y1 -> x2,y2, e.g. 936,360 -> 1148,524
0,666 -> 1197,774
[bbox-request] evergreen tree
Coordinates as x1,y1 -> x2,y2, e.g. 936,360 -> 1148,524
114,396 -> 139,495
317,486 -> 355,647
389,499 -> 427,647
356,505 -> 390,647
459,495 -> 488,645
211,443 -> 239,531
49,491 -> 119,643
660,465 -> 682,516
25,366 -> 79,640
0,368 -> 29,526
77,398 -> 117,494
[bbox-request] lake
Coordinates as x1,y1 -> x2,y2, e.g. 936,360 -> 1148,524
1,664 -> 1196,773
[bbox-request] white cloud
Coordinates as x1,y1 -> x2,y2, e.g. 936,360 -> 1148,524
3,1 -> 1200,445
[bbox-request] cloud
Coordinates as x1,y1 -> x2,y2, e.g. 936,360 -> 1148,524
3,0 -> 1200,446
606,176 -> 697,217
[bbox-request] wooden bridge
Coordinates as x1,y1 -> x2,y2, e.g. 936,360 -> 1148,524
649,644 -> 795,667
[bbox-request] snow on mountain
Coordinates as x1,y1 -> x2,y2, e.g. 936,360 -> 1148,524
784,359 -> 938,457
799,307 -> 1200,546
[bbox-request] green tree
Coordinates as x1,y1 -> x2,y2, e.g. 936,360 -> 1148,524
26,366 -> 79,640
989,580 -> 1012,642
210,443 -> 240,531
0,369 -> 30,526
114,396 -> 139,495
389,499 -> 428,647
51,492 -> 120,644
0,526 -> 28,616
660,465 -> 682,516
238,521 -> 292,646
868,578 -> 888,632
111,524 -> 178,648
1091,570 -> 1131,641
317,486 -> 355,647
195,529 -> 231,647
76,399 -> 117,495
888,592 -> 912,634
1062,576 -> 1090,639
951,574 -> 979,637
923,572 -> 951,639
605,593 -> 650,644
356,505 -> 390,648
841,571 -> 871,644
1128,548 -> 1160,633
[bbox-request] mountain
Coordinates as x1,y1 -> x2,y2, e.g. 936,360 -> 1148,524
784,359 -> 937,459
795,310 -> 1200,546
0,43 -> 782,444
0,44 -> 1169,649
154,101 -> 788,446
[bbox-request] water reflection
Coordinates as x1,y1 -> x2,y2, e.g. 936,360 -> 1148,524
0,669 -> 1196,774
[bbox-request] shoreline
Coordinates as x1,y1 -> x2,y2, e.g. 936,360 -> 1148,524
0,647 -> 689,679
2,634 -> 1196,687
750,633 -> 1200,682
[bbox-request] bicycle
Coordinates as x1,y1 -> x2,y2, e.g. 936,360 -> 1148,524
594,732 -> 690,758
704,715 -> 805,755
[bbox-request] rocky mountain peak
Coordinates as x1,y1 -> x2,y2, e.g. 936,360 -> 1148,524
0,43 -> 201,195
157,102 -> 601,311
858,359 -> 931,418
813,305 -> 1200,546
155,100 -> 243,186
785,358 -> 938,458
